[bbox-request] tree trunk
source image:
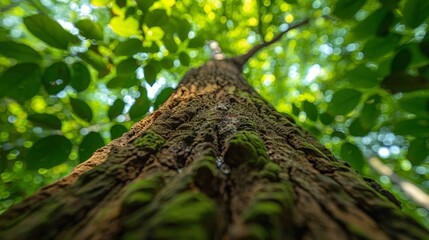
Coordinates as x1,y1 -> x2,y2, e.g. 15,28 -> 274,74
0,60 -> 427,239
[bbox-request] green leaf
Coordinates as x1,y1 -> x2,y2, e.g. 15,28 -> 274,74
381,72 -> 429,93
115,38 -> 143,56
0,63 -> 41,101
108,98 -> 125,120
107,76 -> 138,89
163,34 -> 178,53
391,48 -> 412,72
110,124 -> 128,139
145,9 -> 168,27
394,118 -> 429,137
328,88 -> 362,116
179,52 -> 190,66
115,0 -> 126,8
188,35 -> 205,48
319,112 -> 334,125
347,65 -> 380,88
78,50 -> 109,76
154,87 -> 174,110
27,114 -> 62,130
70,97 -> 93,122
407,138 -> 429,164
79,132 -> 105,162
360,94 -> 381,130
362,34 -> 401,60
42,61 -> 71,95
26,135 -> 72,169
302,100 -> 318,121
176,18 -> 191,41
349,118 -> 369,137
333,0 -> 367,19
399,95 -> 429,117
129,88 -> 150,119
402,0 -> 429,28
71,61 -> 91,92
340,142 -> 365,172
27,113 -> 62,129
419,32 -> 429,57
143,62 -> 159,85
353,8 -> 389,38
332,130 -> 346,139
292,103 -> 300,116
24,14 -> 73,49
136,0 -> 156,12
117,58 -> 138,77
75,19 -> 104,40
0,41 -> 41,62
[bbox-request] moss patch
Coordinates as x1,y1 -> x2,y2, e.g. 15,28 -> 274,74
223,131 -> 269,168
132,131 -> 165,152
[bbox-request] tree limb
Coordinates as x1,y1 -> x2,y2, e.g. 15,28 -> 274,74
230,18 -> 310,69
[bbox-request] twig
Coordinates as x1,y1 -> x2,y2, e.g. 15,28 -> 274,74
230,18 -> 310,69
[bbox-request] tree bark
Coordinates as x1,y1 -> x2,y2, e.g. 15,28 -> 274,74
0,60 -> 427,239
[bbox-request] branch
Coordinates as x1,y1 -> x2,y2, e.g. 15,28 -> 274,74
230,18 -> 310,69
369,157 -> 429,211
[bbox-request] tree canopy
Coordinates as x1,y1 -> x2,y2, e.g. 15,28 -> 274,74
0,0 -> 428,229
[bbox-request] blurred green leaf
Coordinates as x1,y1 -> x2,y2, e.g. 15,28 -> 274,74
399,95 -> 429,117
24,14 -> 74,49
179,52 -> 190,66
402,0 -> 429,28
108,98 -> 125,120
340,142 -> 365,172
115,38 -> 143,56
394,118 -> 429,137
145,9 -> 168,27
27,114 -> 62,130
303,100 -> 318,121
407,138 -> 429,164
391,48 -> 412,72
0,41 -> 41,62
347,65 -> 379,88
42,61 -> 71,95
292,103 -> 300,116
319,112 -> 334,125
136,0 -> 156,13
349,118 -> 369,137
75,19 -> 104,40
362,34 -> 401,60
328,88 -> 362,116
110,124 -> 128,139
107,76 -> 138,89
79,132 -> 104,162
154,87 -> 174,110
163,34 -> 178,53
353,8 -> 389,38
129,88 -> 150,119
0,63 -> 41,101
188,35 -> 205,48
333,0 -> 367,19
70,62 -> 91,92
78,50 -> 109,76
70,97 -> 93,122
27,135 -> 72,169
143,62 -> 159,85
117,58 -> 138,77
360,94 -> 381,130
381,72 -> 429,93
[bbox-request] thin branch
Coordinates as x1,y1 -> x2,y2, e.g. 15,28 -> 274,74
230,18 -> 310,69
369,157 -> 429,211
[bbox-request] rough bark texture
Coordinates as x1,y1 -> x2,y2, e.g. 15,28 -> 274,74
0,60 -> 427,239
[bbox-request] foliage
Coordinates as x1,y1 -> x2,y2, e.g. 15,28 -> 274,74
0,0 -> 428,228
